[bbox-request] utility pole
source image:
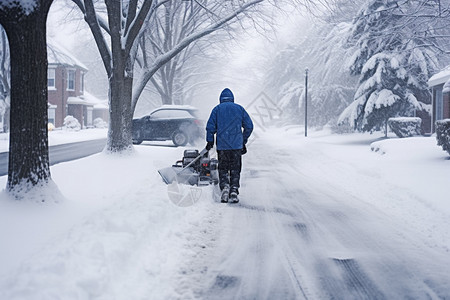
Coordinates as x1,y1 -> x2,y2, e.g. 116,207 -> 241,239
305,68 -> 308,137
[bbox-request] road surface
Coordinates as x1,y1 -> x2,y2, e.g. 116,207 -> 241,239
180,135 -> 450,299
0,139 -> 107,176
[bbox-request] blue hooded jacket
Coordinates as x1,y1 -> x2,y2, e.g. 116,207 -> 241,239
206,88 -> 253,150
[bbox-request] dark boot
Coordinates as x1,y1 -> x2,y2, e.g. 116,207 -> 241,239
221,185 -> 230,203
229,186 -> 239,203
229,190 -> 239,203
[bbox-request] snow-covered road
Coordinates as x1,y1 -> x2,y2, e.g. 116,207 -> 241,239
1,127 -> 450,299
189,129 -> 450,299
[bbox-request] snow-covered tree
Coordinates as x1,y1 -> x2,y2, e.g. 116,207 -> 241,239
339,0 -> 445,134
0,0 -> 53,197
340,53 -> 423,133
131,0 -> 272,112
73,0 -> 272,153
136,1 -> 206,105
263,20 -> 357,127
72,0 -> 154,153
136,1 -> 247,107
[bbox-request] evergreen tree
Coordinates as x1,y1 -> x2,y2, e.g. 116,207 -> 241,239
264,21 -> 357,127
339,0 -> 442,133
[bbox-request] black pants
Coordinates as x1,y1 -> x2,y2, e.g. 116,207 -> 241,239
217,149 -> 242,194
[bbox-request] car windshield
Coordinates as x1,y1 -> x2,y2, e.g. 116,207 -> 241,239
150,109 -> 194,119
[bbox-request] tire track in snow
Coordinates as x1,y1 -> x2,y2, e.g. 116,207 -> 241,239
259,133 -> 450,299
198,181 -> 308,299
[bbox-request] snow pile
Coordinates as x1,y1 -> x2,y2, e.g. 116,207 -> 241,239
370,136 -> 443,159
0,145 -> 219,299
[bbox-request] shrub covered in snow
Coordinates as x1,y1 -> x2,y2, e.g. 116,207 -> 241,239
63,115 -> 81,131
436,119 -> 450,155
93,118 -> 107,129
388,117 -> 422,138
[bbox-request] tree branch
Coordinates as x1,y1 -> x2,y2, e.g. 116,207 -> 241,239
132,0 -> 264,110
81,0 -> 112,76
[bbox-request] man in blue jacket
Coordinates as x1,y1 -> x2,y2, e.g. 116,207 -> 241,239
206,88 -> 253,203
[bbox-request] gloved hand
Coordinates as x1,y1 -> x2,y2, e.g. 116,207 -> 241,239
242,145 -> 247,155
206,141 -> 214,151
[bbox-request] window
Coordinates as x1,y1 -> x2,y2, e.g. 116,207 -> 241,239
48,107 -> 56,125
48,69 -> 56,89
80,73 -> 84,93
436,88 -> 443,121
67,70 -> 75,91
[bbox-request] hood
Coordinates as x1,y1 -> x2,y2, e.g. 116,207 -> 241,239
219,88 -> 234,103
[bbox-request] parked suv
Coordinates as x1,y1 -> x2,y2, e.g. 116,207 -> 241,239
132,106 -> 204,146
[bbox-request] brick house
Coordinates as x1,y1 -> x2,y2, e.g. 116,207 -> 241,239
47,42 -> 108,128
428,66 -> 450,133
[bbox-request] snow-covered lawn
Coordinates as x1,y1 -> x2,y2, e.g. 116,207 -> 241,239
0,127 -> 449,299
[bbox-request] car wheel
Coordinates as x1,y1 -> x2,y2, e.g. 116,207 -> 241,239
132,131 -> 143,145
172,131 -> 188,147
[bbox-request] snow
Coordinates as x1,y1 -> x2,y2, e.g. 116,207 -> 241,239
365,89 -> 400,114
1,127 -> 450,298
47,40 -> 88,71
428,65 -> 450,87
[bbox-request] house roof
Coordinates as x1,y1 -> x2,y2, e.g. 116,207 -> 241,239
67,92 -> 108,110
428,65 -> 450,87
47,40 -> 88,71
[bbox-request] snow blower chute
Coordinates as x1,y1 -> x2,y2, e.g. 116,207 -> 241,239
158,148 -> 219,186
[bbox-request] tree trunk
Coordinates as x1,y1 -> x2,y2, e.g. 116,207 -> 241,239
161,93 -> 172,105
0,2 -> 53,194
106,63 -> 134,152
105,0 -> 134,153
384,119 -> 388,137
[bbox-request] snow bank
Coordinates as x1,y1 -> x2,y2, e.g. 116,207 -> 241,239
0,145 -> 218,299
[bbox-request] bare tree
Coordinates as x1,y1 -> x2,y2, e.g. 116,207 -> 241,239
0,1 -> 54,197
72,0 -> 156,153
73,0 -> 268,153
136,1 -> 233,106
132,0 -> 271,112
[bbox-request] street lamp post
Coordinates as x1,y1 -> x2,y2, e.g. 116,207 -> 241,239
305,68 -> 308,137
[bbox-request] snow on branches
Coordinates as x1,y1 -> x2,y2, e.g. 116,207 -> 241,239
339,0 -> 443,133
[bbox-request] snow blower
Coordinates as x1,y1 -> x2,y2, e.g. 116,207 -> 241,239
158,148 -> 219,186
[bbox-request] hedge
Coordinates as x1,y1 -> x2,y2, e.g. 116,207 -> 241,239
436,119 -> 450,155
387,117 -> 422,138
